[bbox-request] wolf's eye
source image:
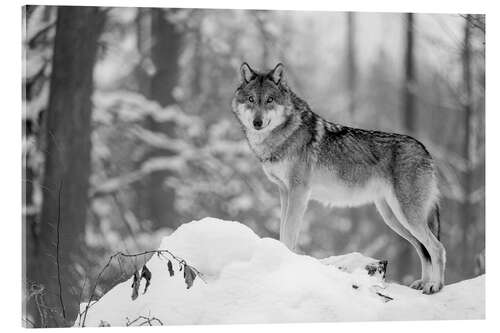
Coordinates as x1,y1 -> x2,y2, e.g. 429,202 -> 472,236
248,96 -> 255,103
266,97 -> 274,104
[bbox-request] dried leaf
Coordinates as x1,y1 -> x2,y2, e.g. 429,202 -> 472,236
131,271 -> 140,300
167,260 -> 174,277
183,265 -> 197,289
141,265 -> 152,294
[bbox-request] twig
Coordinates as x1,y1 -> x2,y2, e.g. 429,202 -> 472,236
27,21 -> 56,48
22,178 -> 57,196
80,253 -> 120,327
76,275 -> 88,328
126,314 -> 164,326
31,284 -> 47,327
459,14 -> 485,34
55,180 -> 66,320
376,292 -> 394,302
26,282 -> 49,327
80,249 -> 204,327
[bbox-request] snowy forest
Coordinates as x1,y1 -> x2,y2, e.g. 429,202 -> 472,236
22,6 -> 485,327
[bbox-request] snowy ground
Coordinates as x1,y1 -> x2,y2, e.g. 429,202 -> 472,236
76,218 -> 485,326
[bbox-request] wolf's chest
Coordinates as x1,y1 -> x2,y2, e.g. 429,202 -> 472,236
262,161 -> 290,186
246,132 -> 271,158
246,132 -> 266,147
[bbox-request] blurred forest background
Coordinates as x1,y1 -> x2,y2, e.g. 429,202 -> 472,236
22,5 -> 485,327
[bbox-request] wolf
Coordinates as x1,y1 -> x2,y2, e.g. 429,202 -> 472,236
231,62 -> 446,294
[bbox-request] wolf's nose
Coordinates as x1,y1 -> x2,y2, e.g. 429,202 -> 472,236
253,118 -> 263,129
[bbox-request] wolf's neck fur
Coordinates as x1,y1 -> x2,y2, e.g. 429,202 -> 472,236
245,89 -> 342,163
244,108 -> 301,162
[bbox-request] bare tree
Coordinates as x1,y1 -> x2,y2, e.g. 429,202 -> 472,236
25,6 -> 105,327
403,13 -> 417,133
346,12 -> 357,118
398,13 -> 418,279
344,12 -> 364,249
254,10 -> 272,68
461,14 -> 474,273
136,8 -> 182,229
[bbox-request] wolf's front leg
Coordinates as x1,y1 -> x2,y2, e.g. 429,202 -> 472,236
280,185 -> 310,251
278,186 -> 289,232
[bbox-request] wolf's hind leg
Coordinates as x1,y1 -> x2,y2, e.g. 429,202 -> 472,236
405,216 -> 445,294
375,199 -> 432,287
386,194 -> 446,294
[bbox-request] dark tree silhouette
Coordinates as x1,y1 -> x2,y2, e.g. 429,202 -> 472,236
461,14 -> 474,274
25,6 -> 105,327
346,12 -> 357,118
254,10 -> 272,68
139,8 -> 182,229
403,13 -> 417,133
398,13 -> 418,279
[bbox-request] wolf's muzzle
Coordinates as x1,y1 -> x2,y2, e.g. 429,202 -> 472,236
253,117 -> 263,130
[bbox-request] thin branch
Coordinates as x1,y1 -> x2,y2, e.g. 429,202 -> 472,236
376,291 -> 394,302
24,58 -> 49,86
459,14 -> 485,34
27,21 -> 56,48
80,249 -> 204,327
76,275 -> 88,328
126,314 -> 164,326
55,180 -> 66,320
22,178 -> 57,196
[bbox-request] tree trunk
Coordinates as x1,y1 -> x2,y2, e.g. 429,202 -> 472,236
254,10 -> 271,68
344,12 -> 363,256
134,7 -> 152,97
397,13 -> 417,280
403,13 -> 417,133
139,8 -> 182,229
25,6 -> 104,327
461,14 -> 474,274
346,12 -> 357,118
190,16 -> 204,98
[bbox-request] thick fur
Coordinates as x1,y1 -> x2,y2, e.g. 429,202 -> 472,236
231,63 -> 446,294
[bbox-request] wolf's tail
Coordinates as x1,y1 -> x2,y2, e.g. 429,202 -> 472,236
427,204 -> 441,241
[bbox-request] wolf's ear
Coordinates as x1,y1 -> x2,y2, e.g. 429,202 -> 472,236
269,63 -> 284,85
240,62 -> 255,83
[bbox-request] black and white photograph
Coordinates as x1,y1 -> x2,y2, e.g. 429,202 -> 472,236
20,2 -> 487,328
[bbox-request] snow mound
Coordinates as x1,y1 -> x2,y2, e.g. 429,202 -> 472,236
77,218 -> 485,326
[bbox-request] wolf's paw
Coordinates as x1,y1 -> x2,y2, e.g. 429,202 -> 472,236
410,279 -> 425,290
422,281 -> 443,294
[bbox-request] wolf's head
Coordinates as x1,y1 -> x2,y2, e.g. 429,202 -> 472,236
231,63 -> 292,133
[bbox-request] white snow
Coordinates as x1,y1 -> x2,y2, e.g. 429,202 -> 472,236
77,218 -> 485,326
